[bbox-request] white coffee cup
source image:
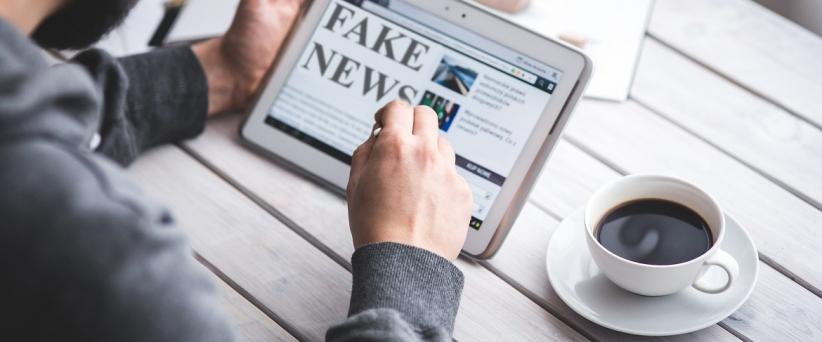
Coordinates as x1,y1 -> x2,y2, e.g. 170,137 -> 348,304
584,175 -> 740,296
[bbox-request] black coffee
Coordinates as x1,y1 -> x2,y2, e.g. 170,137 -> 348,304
596,199 -> 712,265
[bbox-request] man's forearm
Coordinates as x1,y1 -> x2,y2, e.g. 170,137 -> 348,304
192,38 -> 248,115
190,0 -> 302,116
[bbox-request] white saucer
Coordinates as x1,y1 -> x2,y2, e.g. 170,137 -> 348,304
546,208 -> 759,336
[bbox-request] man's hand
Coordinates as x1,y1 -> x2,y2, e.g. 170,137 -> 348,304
347,100 -> 473,261
192,0 -> 303,115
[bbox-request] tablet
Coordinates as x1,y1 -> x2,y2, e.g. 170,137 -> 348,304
241,0 -> 592,259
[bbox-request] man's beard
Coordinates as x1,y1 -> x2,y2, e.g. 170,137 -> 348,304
32,0 -> 139,50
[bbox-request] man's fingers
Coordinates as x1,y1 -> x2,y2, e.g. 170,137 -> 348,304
375,100 -> 414,134
348,125 -> 378,193
351,128 -> 377,172
412,106 -> 439,139
438,135 -> 457,165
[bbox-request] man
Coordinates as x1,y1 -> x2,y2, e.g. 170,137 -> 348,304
0,0 -> 472,341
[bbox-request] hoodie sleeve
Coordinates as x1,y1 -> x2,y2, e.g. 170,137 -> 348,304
326,243 -> 464,342
71,46 -> 209,165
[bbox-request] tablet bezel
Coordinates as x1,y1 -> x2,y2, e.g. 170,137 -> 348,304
240,0 -> 591,259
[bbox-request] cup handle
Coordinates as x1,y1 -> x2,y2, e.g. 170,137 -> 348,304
692,249 -> 739,294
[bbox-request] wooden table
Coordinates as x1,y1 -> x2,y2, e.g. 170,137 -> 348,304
127,0 -> 822,340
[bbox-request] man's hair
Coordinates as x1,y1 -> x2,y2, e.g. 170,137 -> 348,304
32,0 -> 138,50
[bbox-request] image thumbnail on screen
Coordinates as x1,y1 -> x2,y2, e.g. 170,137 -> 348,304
419,90 -> 460,132
431,55 -> 478,96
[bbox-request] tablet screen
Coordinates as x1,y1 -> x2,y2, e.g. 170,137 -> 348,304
265,0 -> 563,230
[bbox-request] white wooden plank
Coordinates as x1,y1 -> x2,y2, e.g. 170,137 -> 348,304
523,140 -> 822,341
648,0 -> 822,128
563,99 -> 822,295
183,115 -> 588,341
211,273 -> 297,342
631,39 -> 822,209
129,146 -> 351,341
530,141 -> 620,217
730,265 -> 822,341
530,141 -> 621,218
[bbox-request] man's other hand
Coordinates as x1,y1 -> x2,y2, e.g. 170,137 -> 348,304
347,100 -> 473,261
192,0 -> 304,115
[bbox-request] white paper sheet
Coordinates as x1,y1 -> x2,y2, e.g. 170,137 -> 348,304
466,0 -> 654,101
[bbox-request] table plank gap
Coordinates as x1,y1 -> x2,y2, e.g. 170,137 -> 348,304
631,38 -> 822,210
647,0 -> 822,128
527,197 -> 562,221
477,260 -> 599,341
563,135 -> 629,175
756,253 -> 816,297
195,253 -> 304,341
130,146 -> 353,341
716,322 -> 752,342
643,33 -> 822,132
629,96 -> 822,211
205,260 -> 298,342
178,144 -> 353,272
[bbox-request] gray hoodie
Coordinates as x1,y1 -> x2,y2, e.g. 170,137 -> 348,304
0,18 -> 462,342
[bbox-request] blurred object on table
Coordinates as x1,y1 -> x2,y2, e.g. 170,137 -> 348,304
755,0 -> 822,36
164,0 -> 240,44
149,0 -> 188,47
466,0 -> 654,102
474,0 -> 530,13
94,0 -> 167,56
